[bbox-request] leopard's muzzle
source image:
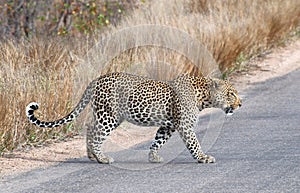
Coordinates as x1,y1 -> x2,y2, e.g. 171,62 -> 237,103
225,107 -> 234,116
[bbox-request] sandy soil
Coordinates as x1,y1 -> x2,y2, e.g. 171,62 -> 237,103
1,39 -> 300,178
229,39 -> 300,89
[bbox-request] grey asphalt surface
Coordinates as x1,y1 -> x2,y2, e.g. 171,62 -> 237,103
1,68 -> 300,193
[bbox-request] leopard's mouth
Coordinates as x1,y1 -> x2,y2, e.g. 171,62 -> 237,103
224,107 -> 234,116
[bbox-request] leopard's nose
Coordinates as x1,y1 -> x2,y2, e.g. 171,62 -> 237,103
238,103 -> 242,107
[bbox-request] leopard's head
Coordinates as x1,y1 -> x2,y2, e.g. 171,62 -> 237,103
210,79 -> 242,115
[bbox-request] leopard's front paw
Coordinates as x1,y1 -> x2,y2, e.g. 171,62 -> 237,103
148,151 -> 164,163
97,156 -> 114,164
93,153 -> 114,164
197,154 -> 216,163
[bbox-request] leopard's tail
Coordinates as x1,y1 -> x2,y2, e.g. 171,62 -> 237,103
26,82 -> 93,128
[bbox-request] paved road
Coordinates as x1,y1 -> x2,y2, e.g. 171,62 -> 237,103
1,69 -> 300,193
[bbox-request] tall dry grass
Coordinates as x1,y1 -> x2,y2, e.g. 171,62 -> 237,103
115,0 -> 300,72
1,0 -> 300,153
0,38 -> 80,152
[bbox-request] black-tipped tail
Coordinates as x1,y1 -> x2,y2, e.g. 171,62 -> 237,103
26,81 -> 92,128
25,102 -> 62,128
26,102 -> 40,123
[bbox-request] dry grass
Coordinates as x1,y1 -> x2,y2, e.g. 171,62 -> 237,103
1,0 -> 300,153
0,38 -> 79,152
115,0 -> 300,72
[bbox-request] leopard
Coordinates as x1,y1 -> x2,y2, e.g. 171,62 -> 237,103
26,72 -> 242,164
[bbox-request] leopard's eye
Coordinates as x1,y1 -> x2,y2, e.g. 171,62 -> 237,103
230,92 -> 237,97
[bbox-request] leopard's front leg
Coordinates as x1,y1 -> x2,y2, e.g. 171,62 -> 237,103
176,125 -> 215,163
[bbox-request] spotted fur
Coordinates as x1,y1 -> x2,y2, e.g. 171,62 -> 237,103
26,72 -> 241,164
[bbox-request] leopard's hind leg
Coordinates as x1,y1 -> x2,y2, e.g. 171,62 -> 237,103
88,114 -> 122,164
87,95 -> 122,164
86,125 -> 96,161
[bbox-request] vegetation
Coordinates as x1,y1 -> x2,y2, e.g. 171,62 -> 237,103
0,0 -> 128,38
1,0 -> 300,154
